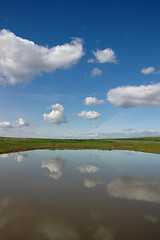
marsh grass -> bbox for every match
[0,137,160,154]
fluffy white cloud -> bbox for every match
[93,48,117,63]
[0,29,84,85]
[76,163,100,173]
[83,178,103,188]
[42,158,66,180]
[0,121,14,128]
[141,67,155,75]
[16,118,30,127]
[91,67,102,77]
[107,83,160,108]
[84,97,104,106]
[43,103,67,124]
[106,176,160,203]
[0,118,30,130]
[77,111,101,120]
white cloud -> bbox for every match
[0,118,30,130]
[76,163,100,173]
[107,83,160,108]
[83,179,103,188]
[87,58,95,63]
[81,133,100,138]
[91,67,102,77]
[106,176,160,203]
[77,111,101,120]
[0,121,14,128]
[0,29,84,85]
[16,118,30,127]
[90,129,160,138]
[84,97,104,106]
[93,48,117,63]
[43,103,67,124]
[42,158,66,180]
[141,67,155,75]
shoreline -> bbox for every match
[0,137,160,154]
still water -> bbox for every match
[0,149,160,240]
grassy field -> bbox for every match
[114,137,160,142]
[0,137,160,154]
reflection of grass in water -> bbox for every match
[0,137,160,154]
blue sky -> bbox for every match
[0,0,160,138]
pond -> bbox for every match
[0,149,160,240]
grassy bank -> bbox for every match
[0,137,160,154]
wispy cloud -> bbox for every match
[83,178,103,188]
[80,129,160,138]
[77,111,101,120]
[76,163,100,173]
[141,67,155,74]
[87,58,95,63]
[91,67,102,77]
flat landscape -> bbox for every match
[0,137,160,154]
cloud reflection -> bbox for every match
[107,176,160,203]
[0,154,9,158]
[144,214,159,224]
[42,157,66,180]
[83,179,103,188]
[76,164,100,173]
[0,198,79,240]
[93,226,115,240]
[14,153,28,162]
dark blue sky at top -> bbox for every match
[0,0,160,138]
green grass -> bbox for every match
[0,137,160,154]
[113,137,160,142]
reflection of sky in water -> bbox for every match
[0,198,80,240]
[0,149,160,239]
[76,163,100,173]
[107,176,160,203]
[83,178,103,188]
[42,158,66,180]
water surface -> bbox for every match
[0,150,160,240]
